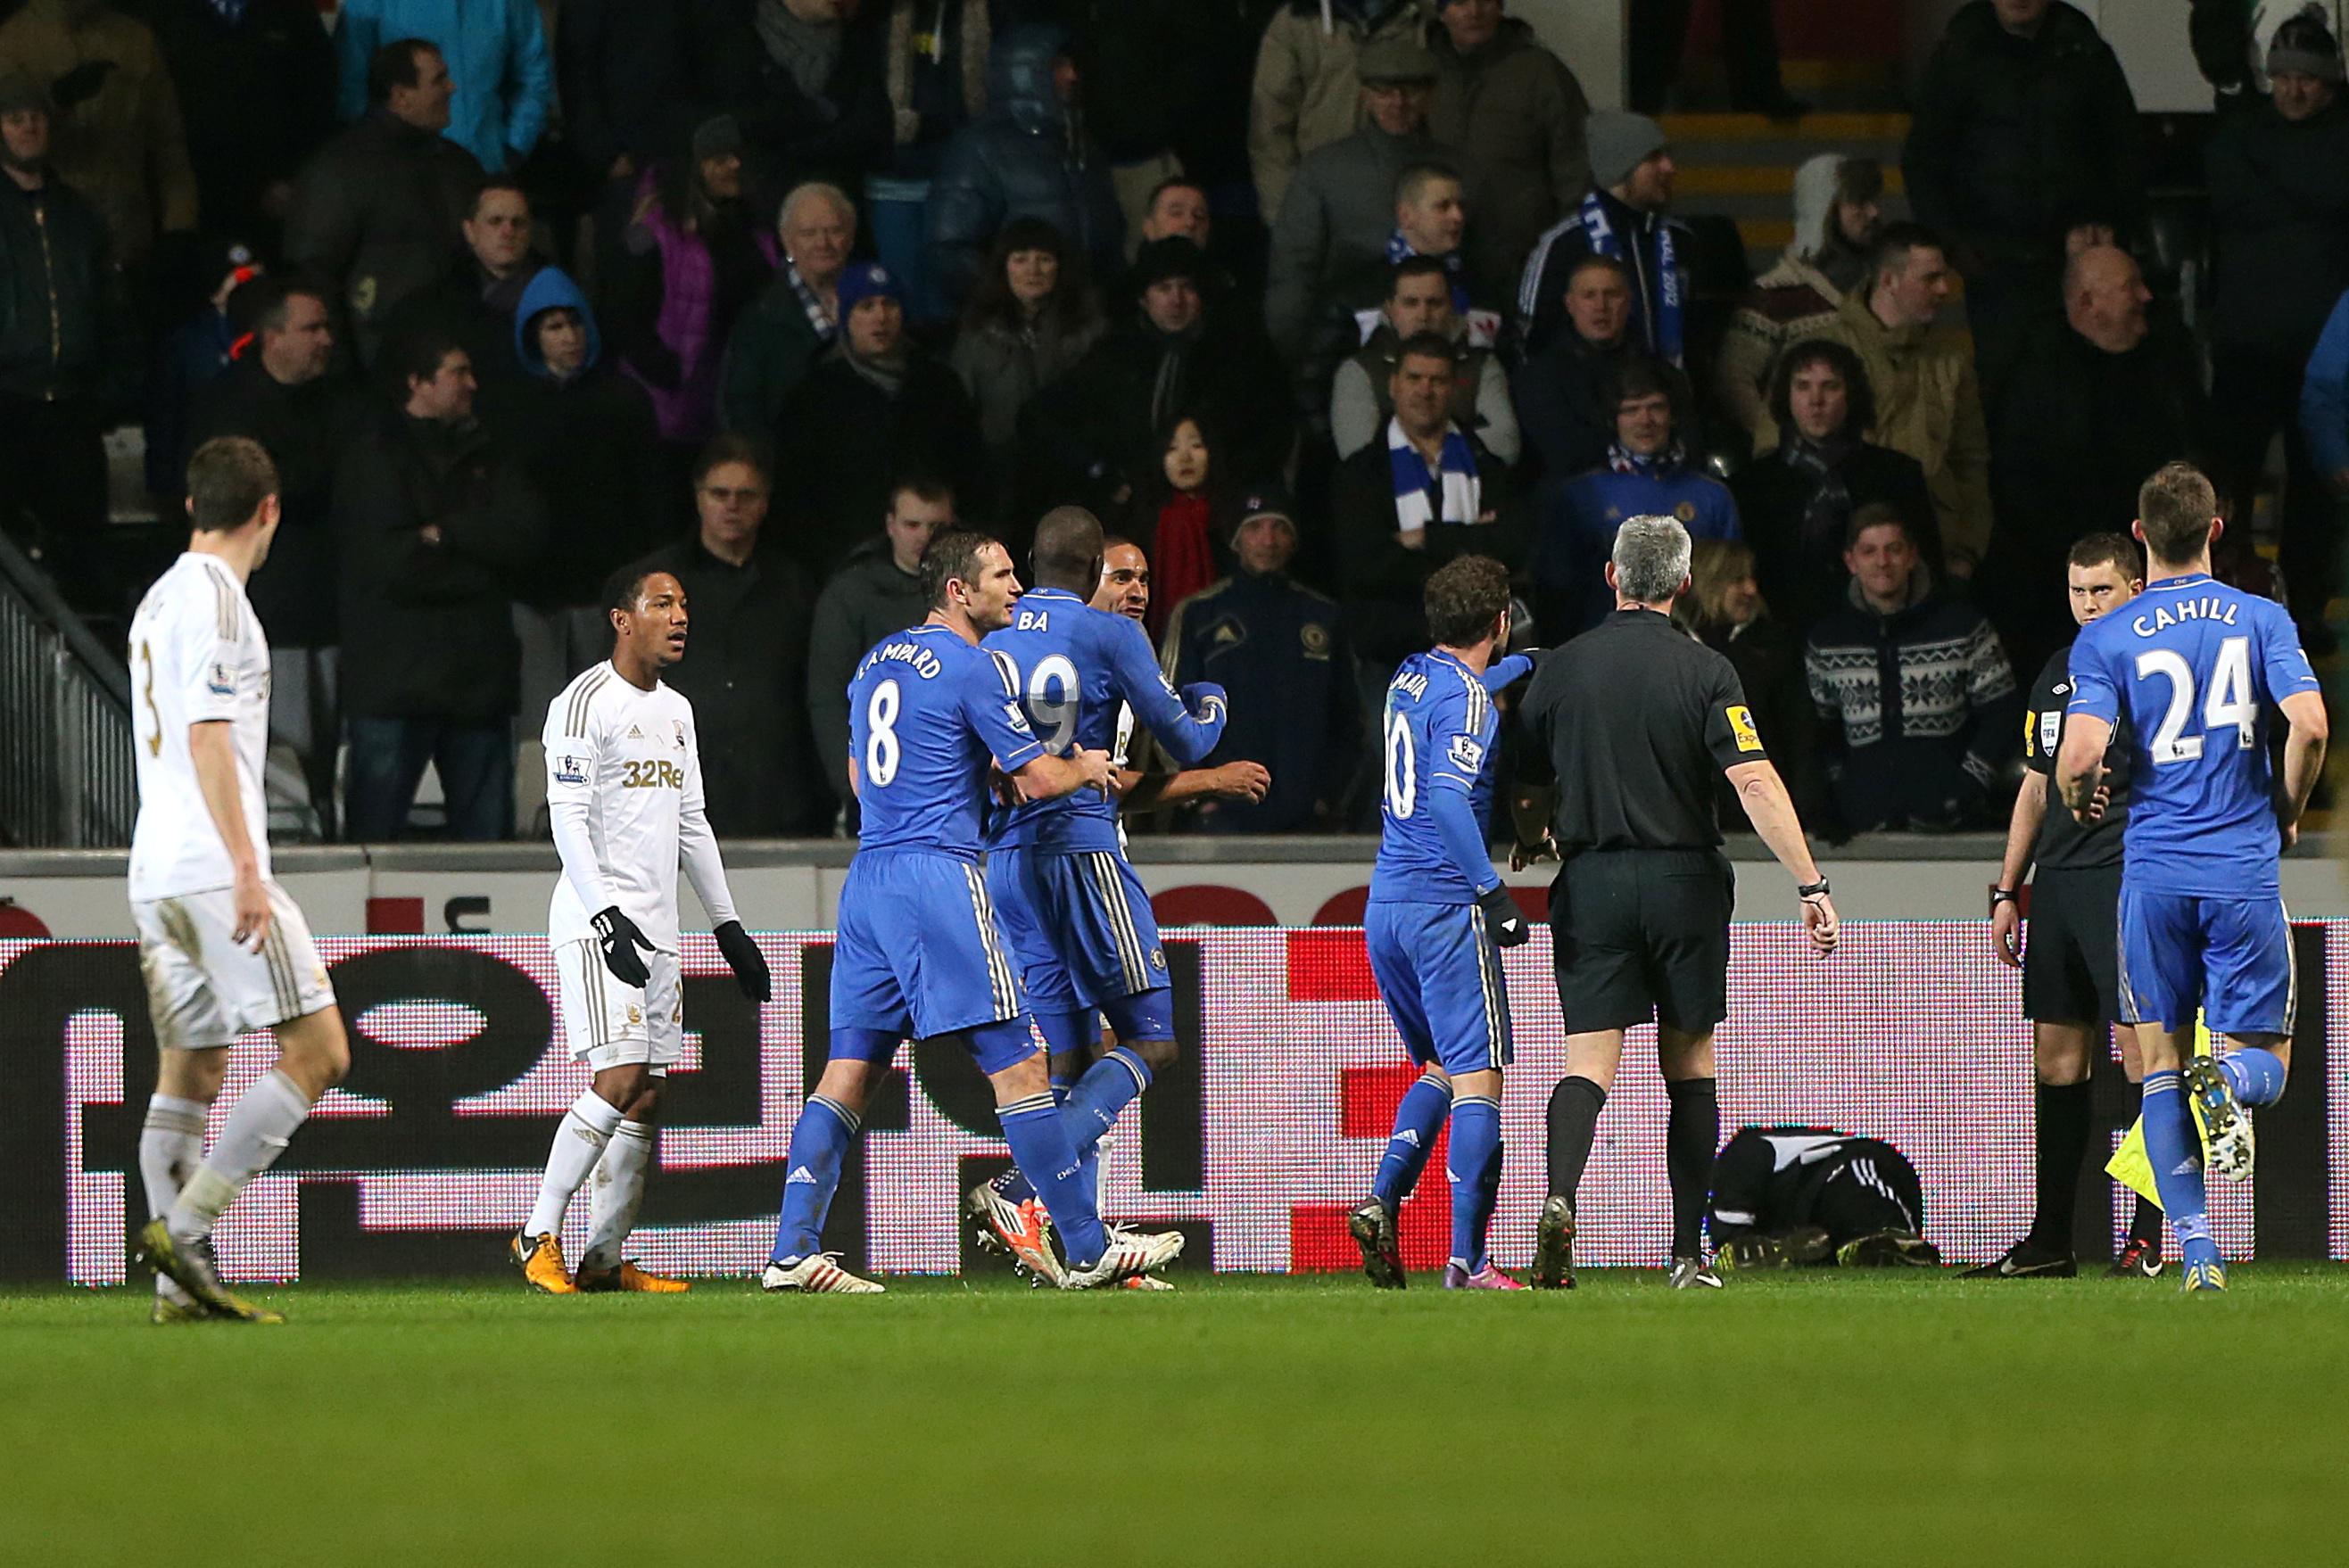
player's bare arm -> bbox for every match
[2054,712,2112,820]
[2275,689,2329,848]
[186,720,269,950]
[1011,746,1119,801]
[1724,759,1838,953]
[1120,760,1271,812]
[1990,770,2045,969]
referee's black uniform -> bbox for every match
[1519,604,1784,1275]
[2018,644,2131,1027]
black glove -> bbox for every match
[715,919,771,1003]
[591,905,654,987]
[50,59,116,113]
[1477,885,1529,948]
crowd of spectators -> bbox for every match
[0,0,2339,845]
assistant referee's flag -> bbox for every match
[2105,1013,2217,1211]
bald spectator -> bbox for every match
[1807,223,1994,578]
[1263,37,1463,363]
[1990,246,2205,672]
[286,39,484,367]
[1249,0,1429,226]
[1514,111,1689,365]
[0,0,197,266]
[1427,0,1589,292]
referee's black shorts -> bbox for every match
[2022,863,2130,1025]
[1549,848,1733,1034]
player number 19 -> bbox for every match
[864,678,901,787]
[2135,635,2254,765]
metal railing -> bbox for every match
[0,532,136,847]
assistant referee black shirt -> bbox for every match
[1521,607,1769,850]
[2024,641,2128,871]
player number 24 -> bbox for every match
[2135,635,2255,765]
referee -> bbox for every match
[1973,532,2163,1280]
[1515,517,1839,1290]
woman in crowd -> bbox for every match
[1729,339,1934,634]
[1125,412,1239,640]
[949,216,1104,513]
[1675,538,1832,832]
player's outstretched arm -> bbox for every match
[2277,689,2329,848]
[1122,761,1272,813]
[2054,714,2112,821]
[187,720,270,951]
[1110,617,1228,766]
[1724,759,1838,953]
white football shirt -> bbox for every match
[544,662,736,953]
[128,552,272,901]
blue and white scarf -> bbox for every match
[1388,417,1481,531]
[1607,440,1685,476]
[1385,228,1470,316]
[1575,191,1683,367]
[788,265,838,343]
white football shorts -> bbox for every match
[133,881,336,1049]
[555,937,683,1071]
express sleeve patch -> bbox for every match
[1726,705,1763,753]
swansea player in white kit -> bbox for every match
[511,567,771,1293]
[131,439,352,1325]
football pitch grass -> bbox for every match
[8,1267,2346,1565]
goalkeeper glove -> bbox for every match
[1477,885,1529,948]
[591,905,654,986]
[715,920,771,1002]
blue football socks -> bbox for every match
[2219,1046,2287,1107]
[1372,1070,1454,1210]
[771,1093,859,1265]
[1447,1094,1503,1273]
[2141,1071,2221,1272]
[998,1091,1106,1267]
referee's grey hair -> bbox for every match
[1613,516,1693,604]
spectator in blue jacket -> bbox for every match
[2301,282,2349,639]
[925,22,1122,307]
[1538,355,1738,640]
[335,0,553,174]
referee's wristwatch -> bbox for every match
[1989,887,2021,914]
[1796,878,1831,902]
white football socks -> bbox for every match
[140,1094,207,1299]
[579,1120,657,1272]
[525,1090,625,1239]
[166,1069,314,1243]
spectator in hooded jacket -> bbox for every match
[1539,354,1737,640]
[608,116,778,462]
[334,326,549,841]
[1427,0,1589,293]
[1513,110,1690,367]
[1805,503,2019,833]
[1249,0,1428,225]
[926,21,1122,306]
[2205,11,2349,653]
[1715,154,1883,449]
[1730,337,1934,636]
[1509,251,1634,485]
[135,0,335,249]
[335,0,552,174]
[687,0,891,203]
[481,266,667,718]
[1331,253,1516,462]
[805,472,956,821]
[286,39,484,367]
[947,214,1105,515]
[1262,37,1462,363]
[720,180,857,434]
[0,0,198,267]
[1902,0,2143,400]
[0,71,135,612]
[773,260,985,580]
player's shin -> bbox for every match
[2140,1071,2221,1274]
[525,1088,625,1240]
[1546,1076,1606,1201]
[997,1091,1108,1267]
[1447,1094,1503,1272]
[165,1069,314,1243]
[2219,1046,2287,1107]
[1372,1070,1454,1209]
[580,1120,658,1273]
[139,1094,208,1304]
[771,1095,860,1265]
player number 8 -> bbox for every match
[865,678,901,787]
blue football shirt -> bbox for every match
[980,587,1227,852]
[2068,574,2320,896]
[1370,649,1503,904]
[846,622,1044,857]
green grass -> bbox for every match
[7,1267,2347,1565]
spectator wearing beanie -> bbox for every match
[1716,154,1883,449]
[773,260,986,581]
[1514,109,1689,366]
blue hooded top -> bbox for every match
[513,268,601,379]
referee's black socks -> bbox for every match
[2028,1080,2093,1254]
[1663,1077,1718,1259]
[1545,1077,1607,1201]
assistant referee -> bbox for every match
[1515,517,1839,1291]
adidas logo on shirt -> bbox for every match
[1397,1129,1421,1147]
[786,1166,817,1184]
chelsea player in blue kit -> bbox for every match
[1347,556,1538,1290]
[966,508,1230,1280]
[2058,465,2328,1292]
[762,531,1185,1292]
